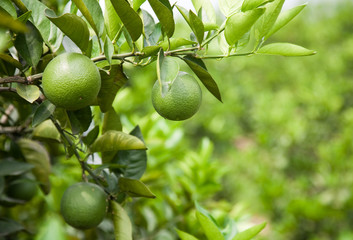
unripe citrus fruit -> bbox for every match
[151,72,202,121]
[6,178,37,202]
[42,53,101,110]
[60,182,107,229]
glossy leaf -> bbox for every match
[45,9,90,53]
[82,125,100,146]
[17,139,51,194]
[110,0,142,42]
[176,229,200,240]
[232,222,266,240]
[22,0,63,52]
[242,0,274,12]
[33,119,61,142]
[265,4,306,39]
[16,84,40,103]
[219,0,243,17]
[104,36,114,65]
[115,126,147,179]
[0,0,16,18]
[0,218,25,237]
[148,0,175,38]
[196,210,224,240]
[189,10,204,45]
[90,130,147,152]
[111,201,133,240]
[159,38,196,51]
[67,106,92,135]
[0,11,27,32]
[257,43,316,56]
[157,49,179,96]
[32,100,56,127]
[14,22,42,67]
[119,177,156,198]
[0,159,34,176]
[225,8,265,46]
[191,0,216,23]
[255,0,285,43]
[102,107,122,134]
[72,0,104,37]
[183,56,222,102]
[98,64,128,113]
[104,0,121,40]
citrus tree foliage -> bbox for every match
[0,0,314,239]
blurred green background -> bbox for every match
[2,1,353,240]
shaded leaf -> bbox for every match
[157,49,179,96]
[189,10,204,45]
[33,119,61,142]
[183,56,222,102]
[45,9,90,53]
[16,84,40,103]
[17,11,32,23]
[148,0,175,38]
[104,36,114,65]
[115,126,147,179]
[141,46,160,58]
[67,106,92,135]
[0,53,23,69]
[102,107,122,134]
[14,22,42,67]
[159,38,196,51]
[72,0,105,37]
[0,0,16,18]
[0,10,27,32]
[98,64,128,113]
[119,177,156,198]
[111,201,133,240]
[0,218,25,237]
[242,0,274,12]
[17,139,51,194]
[90,130,147,152]
[196,210,224,240]
[265,4,306,39]
[22,0,63,52]
[104,0,121,40]
[0,159,34,176]
[32,100,56,127]
[257,42,316,56]
[225,8,265,46]
[176,229,200,240]
[232,222,266,240]
[82,125,100,146]
[110,0,143,42]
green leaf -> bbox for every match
[0,10,27,32]
[157,49,179,97]
[254,0,285,43]
[17,139,51,194]
[32,100,56,127]
[98,64,128,113]
[119,177,156,198]
[0,159,34,176]
[16,84,40,103]
[115,126,147,179]
[219,0,243,17]
[196,210,224,240]
[242,0,274,12]
[148,0,175,38]
[176,229,200,240]
[110,0,143,42]
[265,4,306,39]
[232,222,267,240]
[104,36,114,65]
[72,0,105,37]
[14,22,42,67]
[0,0,16,18]
[90,130,147,152]
[32,119,61,142]
[17,11,32,23]
[183,56,222,102]
[257,43,316,56]
[102,107,122,134]
[45,9,90,53]
[67,106,92,135]
[189,10,204,45]
[141,46,160,58]
[22,0,63,52]
[159,38,196,51]
[225,8,265,46]
[0,218,25,237]
[0,53,22,69]
[104,0,121,40]
[191,0,216,23]
[111,201,133,240]
[0,28,11,53]
[82,125,100,146]
[133,0,147,10]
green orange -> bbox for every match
[42,53,101,110]
[151,72,202,121]
[60,182,107,229]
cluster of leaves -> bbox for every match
[0,0,315,239]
